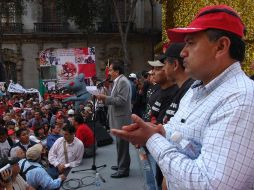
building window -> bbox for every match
[112,0,131,22]
[0,1,19,23]
[2,61,17,82]
[43,0,64,22]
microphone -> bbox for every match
[96,79,107,87]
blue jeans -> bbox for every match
[147,154,162,190]
[142,153,162,190]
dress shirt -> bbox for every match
[47,134,62,150]
[111,74,122,95]
[18,159,62,190]
[48,137,84,168]
[146,62,254,190]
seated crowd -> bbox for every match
[0,94,97,190]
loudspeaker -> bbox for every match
[87,121,113,147]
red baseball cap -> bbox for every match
[167,5,245,42]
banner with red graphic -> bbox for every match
[39,47,96,83]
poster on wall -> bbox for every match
[39,47,96,83]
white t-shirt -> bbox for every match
[0,140,11,159]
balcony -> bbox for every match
[34,22,69,33]
[0,23,23,34]
[96,22,136,33]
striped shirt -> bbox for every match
[146,62,254,190]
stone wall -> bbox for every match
[2,33,160,89]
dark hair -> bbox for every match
[110,59,124,74]
[142,72,149,79]
[16,128,28,138]
[74,114,84,124]
[205,29,245,62]
[165,57,185,70]
[19,119,27,126]
[0,126,7,136]
[6,121,15,126]
[34,125,44,137]
[51,107,58,115]
[63,124,76,134]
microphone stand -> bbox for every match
[71,95,106,182]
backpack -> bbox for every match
[20,160,38,181]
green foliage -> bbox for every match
[55,0,110,32]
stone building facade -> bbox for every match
[0,0,162,88]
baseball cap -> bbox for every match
[157,43,185,63]
[67,109,74,115]
[26,144,43,161]
[129,73,137,79]
[167,5,245,42]
[147,70,153,75]
[147,60,164,67]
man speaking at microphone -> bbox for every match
[96,59,132,178]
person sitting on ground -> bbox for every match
[46,123,62,150]
[18,119,28,130]
[73,114,96,158]
[29,125,47,146]
[0,157,35,190]
[11,128,37,153]
[48,124,84,179]
[0,127,13,160]
[27,111,48,130]
[19,144,65,190]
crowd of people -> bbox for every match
[1,4,254,190]
[0,93,98,190]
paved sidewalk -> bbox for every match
[61,138,146,190]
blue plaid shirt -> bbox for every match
[147,62,254,190]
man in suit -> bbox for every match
[96,59,132,178]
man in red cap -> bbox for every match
[111,5,254,190]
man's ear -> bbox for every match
[215,36,231,58]
[173,60,179,71]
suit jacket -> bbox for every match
[105,75,132,129]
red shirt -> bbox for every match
[76,123,95,147]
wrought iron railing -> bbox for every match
[96,22,135,33]
[34,22,69,33]
[0,23,23,33]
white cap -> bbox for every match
[148,60,164,67]
[67,109,74,115]
[129,73,137,79]
[148,70,153,75]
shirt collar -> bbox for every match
[191,62,242,93]
[64,137,75,146]
[114,74,122,83]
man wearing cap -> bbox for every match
[67,109,74,124]
[147,60,178,124]
[128,73,138,111]
[160,43,194,124]
[19,144,64,190]
[111,5,254,190]
[142,59,178,190]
